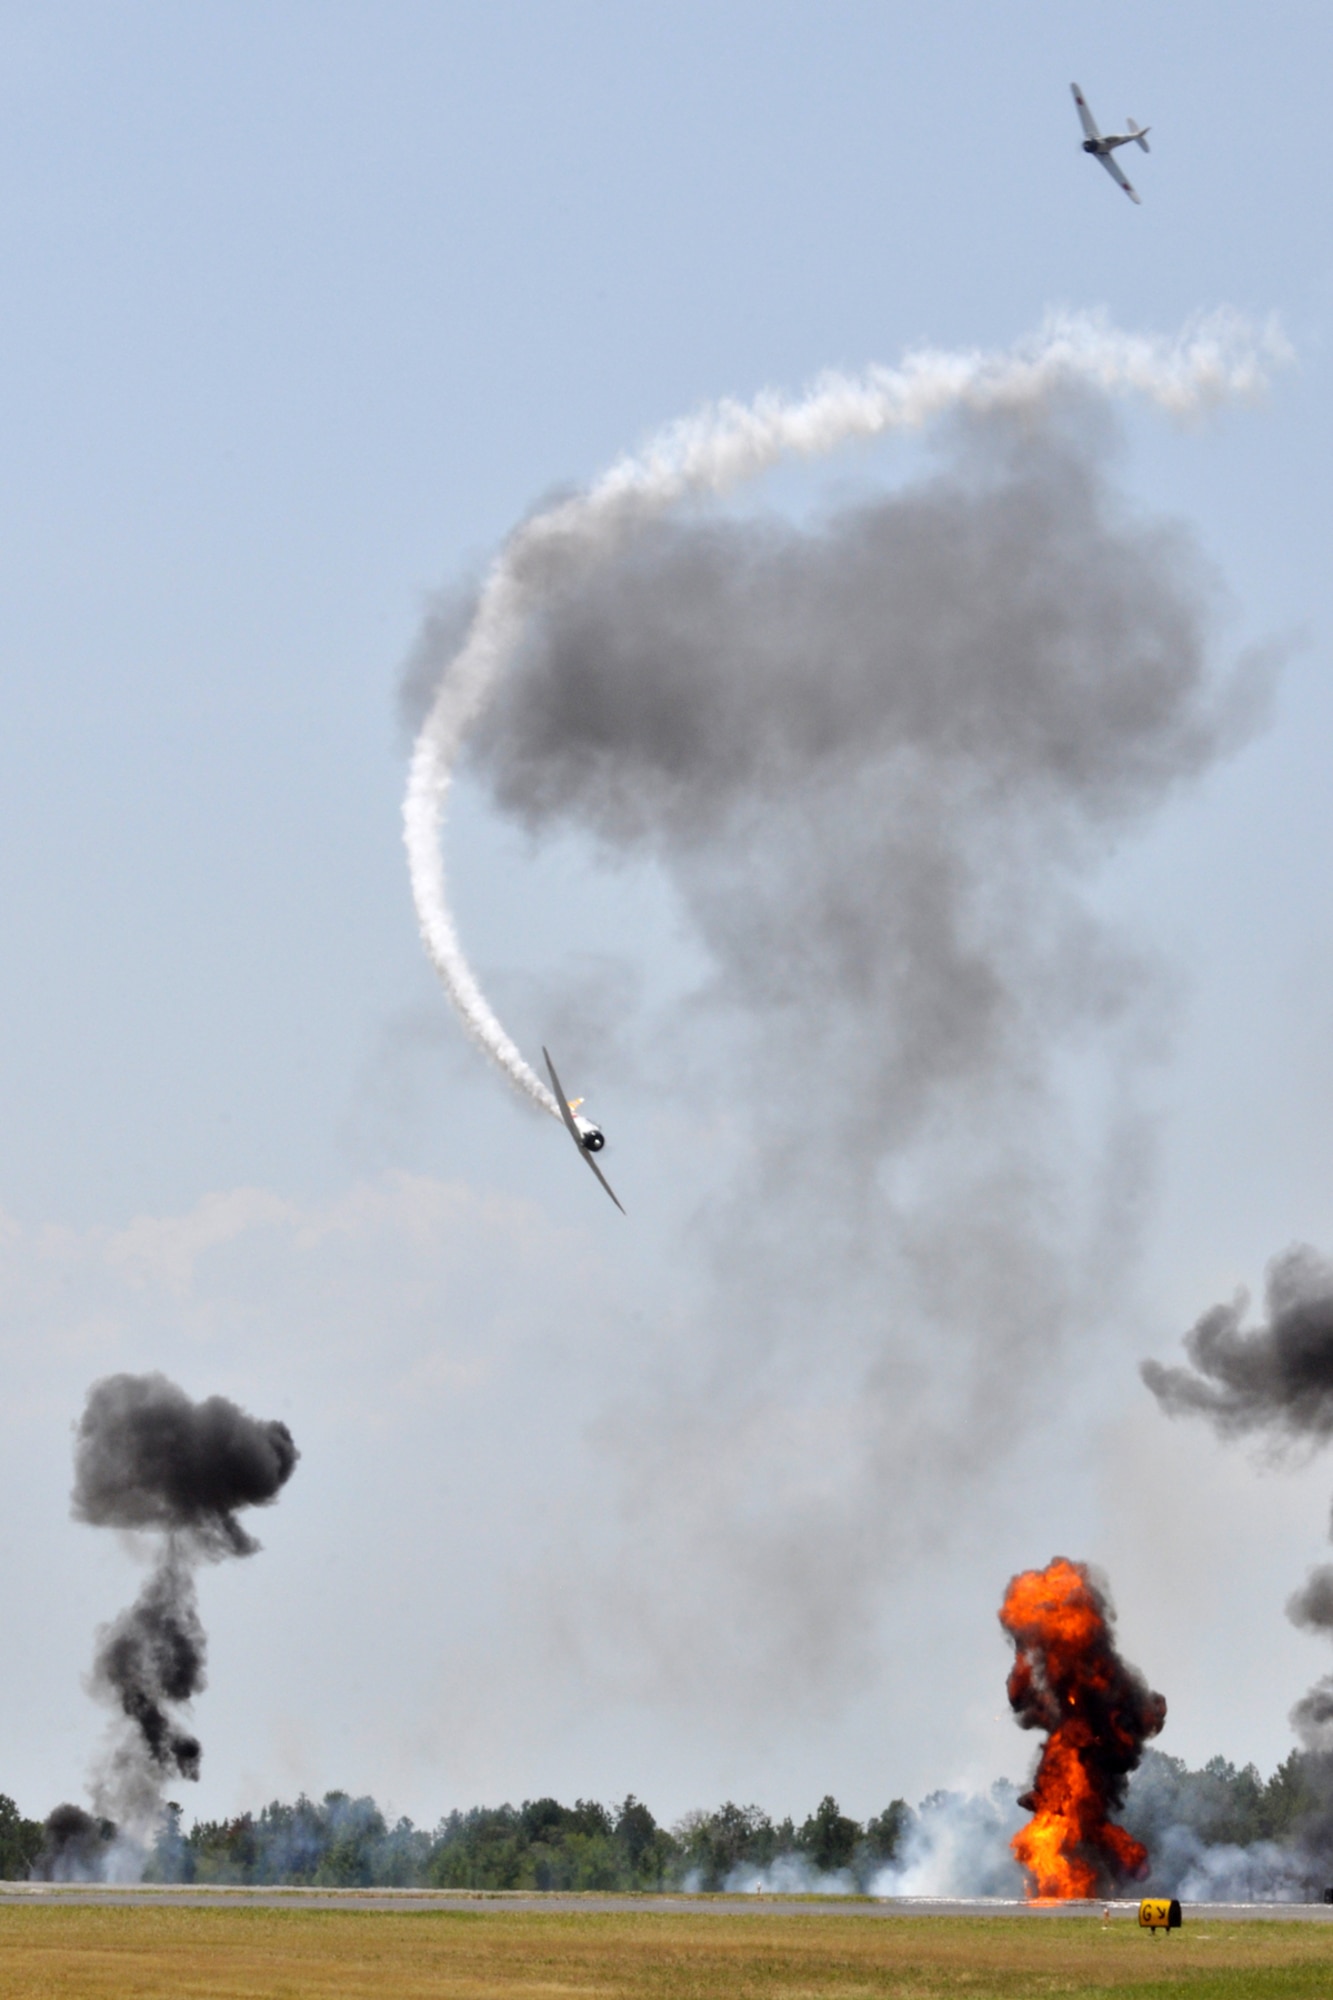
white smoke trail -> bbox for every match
[403,308,1286,1114]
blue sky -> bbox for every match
[3,1,1333,1836]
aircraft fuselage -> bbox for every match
[542,1045,624,1212]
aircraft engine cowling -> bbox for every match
[580,1127,606,1153]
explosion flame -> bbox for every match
[1000,1557,1166,1899]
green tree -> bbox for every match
[615,1796,676,1887]
[1261,1750,1320,1842]
[859,1799,913,1876]
[676,1802,777,1889]
[0,1796,43,1880]
[143,1802,194,1883]
[798,1796,860,1875]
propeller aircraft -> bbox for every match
[1071,82,1150,203]
[543,1046,625,1213]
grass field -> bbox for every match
[3,1908,1333,2000]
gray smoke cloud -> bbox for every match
[476,413,1245,1211]
[30,1803,114,1883]
[74,1372,300,1555]
[419,399,1270,1708]
[475,415,1250,1187]
[72,1373,298,1855]
[1144,1246,1333,1750]
[1289,1565,1333,1746]
[1288,1567,1333,1634]
[90,1544,205,1802]
[1141,1244,1333,1446]
[481,428,1228,852]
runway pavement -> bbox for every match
[3,1884,1333,1920]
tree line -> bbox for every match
[5,1789,906,1889]
[157,1789,912,1891]
[1124,1747,1333,1857]
[6,1745,1333,1888]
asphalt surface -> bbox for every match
[2,1885,1333,1920]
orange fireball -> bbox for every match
[1000,1557,1165,1900]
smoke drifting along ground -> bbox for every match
[1000,1557,1165,1897]
[72,1373,298,1856]
[404,316,1282,1713]
[1144,1247,1333,1751]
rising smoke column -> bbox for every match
[1001,1557,1166,1898]
[403,310,1281,1115]
[400,309,1287,1726]
[1144,1246,1333,1744]
[72,1372,298,1850]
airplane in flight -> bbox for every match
[543,1047,625,1213]
[1070,83,1150,203]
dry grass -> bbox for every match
[2,1906,1333,2000]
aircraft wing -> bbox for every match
[1070,83,1101,142]
[543,1046,626,1214]
[576,1147,626,1214]
[1096,148,1140,202]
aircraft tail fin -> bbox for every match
[1127,120,1151,152]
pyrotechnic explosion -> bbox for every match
[1001,1557,1166,1898]
[72,1372,299,1858]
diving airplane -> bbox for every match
[543,1047,625,1214]
[1070,83,1150,204]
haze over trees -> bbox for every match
[145,1791,911,1892]
[7,1751,1333,1892]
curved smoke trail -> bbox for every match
[403,309,1284,1115]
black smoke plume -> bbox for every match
[72,1372,298,1855]
[1143,1246,1333,1756]
[1142,1245,1333,1446]
[73,1372,300,1554]
[91,1549,204,1785]
[30,1803,115,1882]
